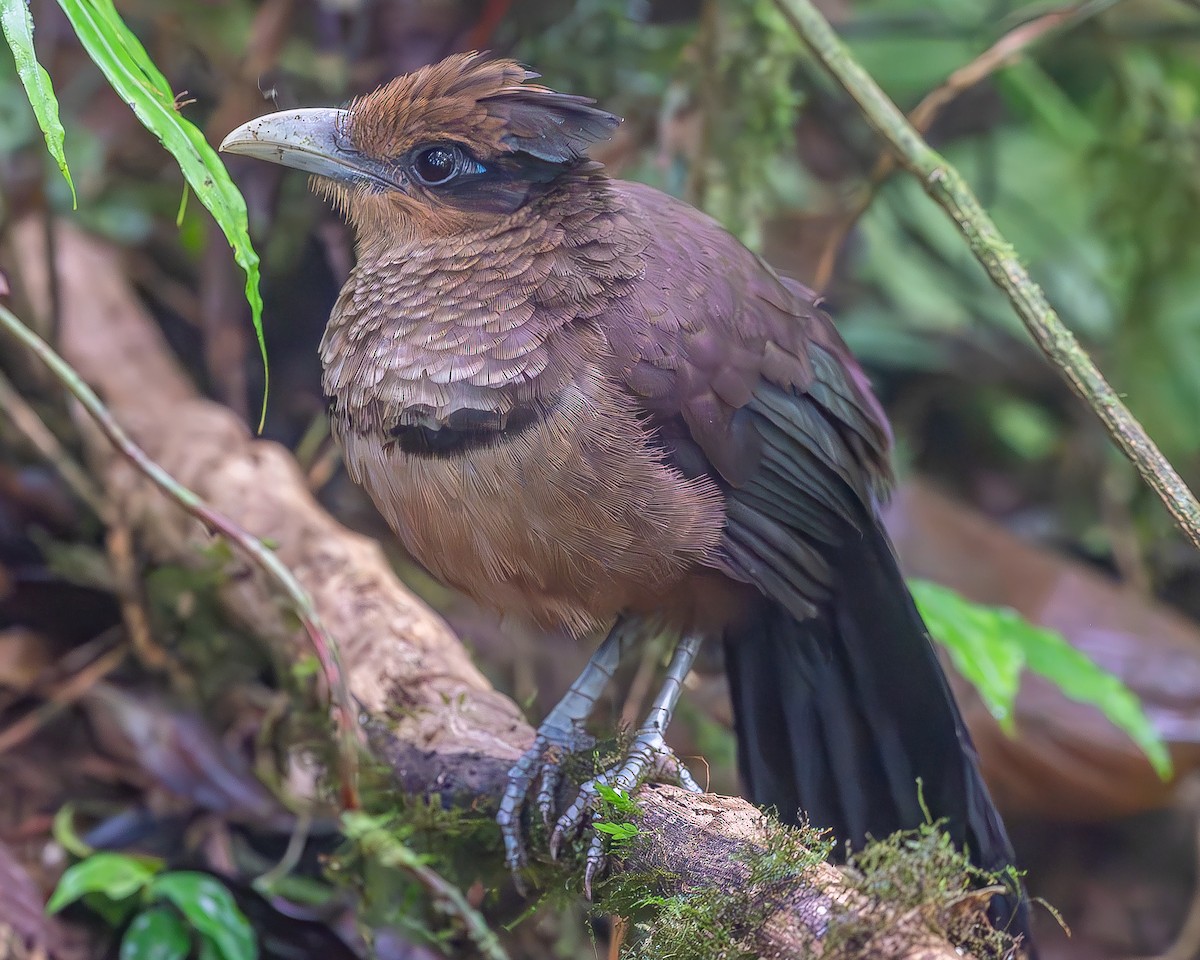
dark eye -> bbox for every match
[413,145,462,185]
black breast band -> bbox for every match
[388,403,543,457]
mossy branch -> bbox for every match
[774,0,1200,552]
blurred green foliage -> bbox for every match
[845,13,1200,468]
[47,853,257,960]
[911,578,1171,776]
[3,0,270,426]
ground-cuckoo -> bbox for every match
[222,52,1031,946]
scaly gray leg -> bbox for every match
[551,633,705,897]
[497,617,639,873]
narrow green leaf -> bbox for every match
[46,853,158,913]
[51,804,94,860]
[595,783,632,809]
[148,873,257,960]
[910,579,1024,731]
[120,907,191,960]
[176,182,189,228]
[54,0,269,429]
[594,822,639,841]
[911,579,1172,778]
[2,0,76,205]
[1018,614,1172,779]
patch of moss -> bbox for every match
[592,812,832,960]
[825,819,1023,960]
[744,815,835,888]
[333,744,1023,960]
[141,543,275,703]
[353,759,507,876]
[323,759,506,951]
[595,804,1025,960]
[619,885,758,960]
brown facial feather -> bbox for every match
[346,52,618,164]
[319,52,620,245]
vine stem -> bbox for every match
[0,302,362,808]
[773,0,1200,552]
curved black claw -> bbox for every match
[583,830,607,901]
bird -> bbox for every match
[221,52,1032,948]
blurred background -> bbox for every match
[5,0,1200,957]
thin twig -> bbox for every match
[776,0,1200,552]
[608,915,629,960]
[344,813,511,960]
[908,0,1122,132]
[0,303,362,807]
[106,521,174,672]
[813,0,1121,289]
[0,630,127,755]
[0,367,106,515]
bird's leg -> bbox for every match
[497,616,639,873]
[552,633,705,897]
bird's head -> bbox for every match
[220,52,620,243]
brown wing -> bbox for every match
[599,184,1028,935]
[603,180,894,619]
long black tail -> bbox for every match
[723,520,1033,947]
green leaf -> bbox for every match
[594,821,639,841]
[84,890,140,928]
[989,397,1060,462]
[911,579,1172,779]
[148,873,257,960]
[120,907,191,960]
[2,0,76,205]
[53,0,269,429]
[1019,614,1172,780]
[46,853,158,913]
[909,580,1024,731]
[594,783,633,811]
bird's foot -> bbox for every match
[550,727,701,899]
[496,724,594,878]
[496,629,703,897]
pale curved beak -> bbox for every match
[220,108,401,189]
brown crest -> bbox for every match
[346,52,619,164]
